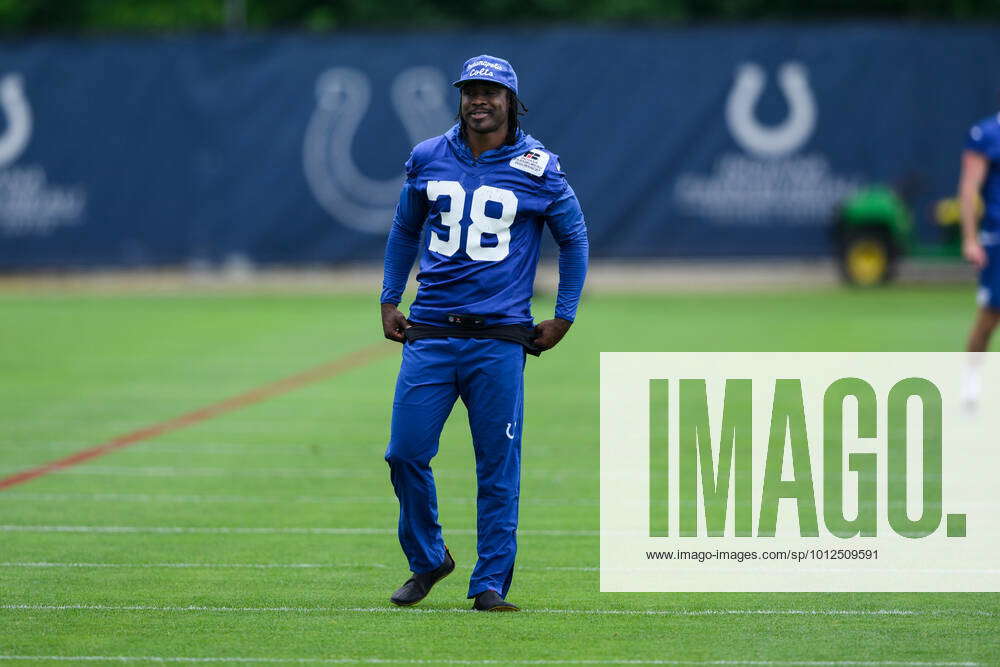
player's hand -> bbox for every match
[533,318,572,351]
[381,303,410,343]
[963,239,988,269]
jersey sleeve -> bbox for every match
[543,175,589,323]
[966,123,996,158]
[380,153,428,305]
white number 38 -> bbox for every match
[426,180,518,262]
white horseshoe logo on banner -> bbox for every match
[725,62,816,159]
[0,73,32,169]
[303,66,453,233]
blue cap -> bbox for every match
[452,55,518,96]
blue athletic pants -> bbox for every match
[385,336,525,598]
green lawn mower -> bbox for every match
[833,185,969,286]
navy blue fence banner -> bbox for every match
[1,26,999,268]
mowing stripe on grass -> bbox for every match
[1,604,993,617]
[0,343,394,492]
[0,524,599,536]
[0,657,984,666]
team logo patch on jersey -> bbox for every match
[509,150,550,177]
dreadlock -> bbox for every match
[457,89,529,146]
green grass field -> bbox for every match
[1,285,997,665]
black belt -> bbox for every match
[403,320,542,357]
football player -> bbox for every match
[380,55,588,611]
[960,110,1000,407]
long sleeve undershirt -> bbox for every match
[380,181,426,307]
[542,185,589,322]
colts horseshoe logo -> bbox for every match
[303,66,453,233]
[725,62,816,159]
[0,73,31,169]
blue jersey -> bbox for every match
[381,125,588,327]
[966,113,1000,235]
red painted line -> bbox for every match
[0,342,396,491]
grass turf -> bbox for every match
[0,286,997,665]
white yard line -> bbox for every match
[0,492,398,503]
[0,561,595,572]
[0,465,593,479]
[0,656,984,666]
[0,444,378,457]
[0,603,993,617]
[0,562,388,569]
[0,466,359,478]
[0,491,597,506]
[0,442,583,460]
[4,562,998,575]
[0,441,379,451]
[0,524,598,537]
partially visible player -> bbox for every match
[380,55,588,611]
[959,110,1000,406]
